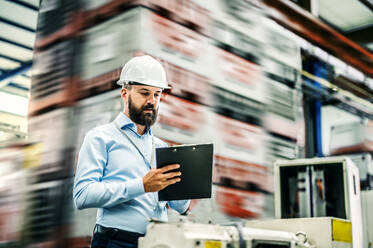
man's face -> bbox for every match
[126,85,162,127]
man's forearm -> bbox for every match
[73,178,144,209]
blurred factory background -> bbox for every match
[0,0,373,247]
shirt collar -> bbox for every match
[114,112,152,136]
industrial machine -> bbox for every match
[361,190,373,248]
[273,157,363,248]
[138,219,315,248]
[245,217,353,248]
[333,153,373,190]
[139,156,366,248]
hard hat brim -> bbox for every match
[116,79,171,90]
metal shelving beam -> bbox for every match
[0,37,33,51]
[0,61,32,88]
[0,54,25,64]
[5,0,39,11]
[0,16,36,33]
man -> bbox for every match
[73,55,190,248]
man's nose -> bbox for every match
[146,94,157,105]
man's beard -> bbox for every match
[128,96,158,128]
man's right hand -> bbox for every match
[143,164,181,192]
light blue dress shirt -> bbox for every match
[73,112,190,234]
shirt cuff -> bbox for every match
[181,200,191,213]
[169,199,190,213]
[125,178,145,199]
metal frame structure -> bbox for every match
[0,0,39,98]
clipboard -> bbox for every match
[156,143,213,201]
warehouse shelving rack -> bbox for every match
[258,0,373,78]
[30,0,373,117]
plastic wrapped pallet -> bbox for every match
[30,40,77,114]
[212,86,265,126]
[265,134,304,163]
[28,107,76,166]
[330,119,373,154]
[213,155,273,219]
[78,7,212,91]
[260,20,302,89]
[164,63,212,106]
[206,0,267,45]
[262,20,302,72]
[72,90,122,168]
[265,78,305,145]
[36,0,80,39]
[80,0,210,35]
[213,113,265,165]
[152,95,210,145]
[0,147,28,244]
[207,3,267,103]
[210,46,266,103]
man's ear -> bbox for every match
[120,88,127,99]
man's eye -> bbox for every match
[155,94,161,98]
[140,92,149,96]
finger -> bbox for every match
[162,171,181,179]
[159,164,180,173]
[169,177,181,184]
[161,178,181,190]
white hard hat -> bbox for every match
[117,55,171,89]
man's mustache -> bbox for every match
[142,105,155,111]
